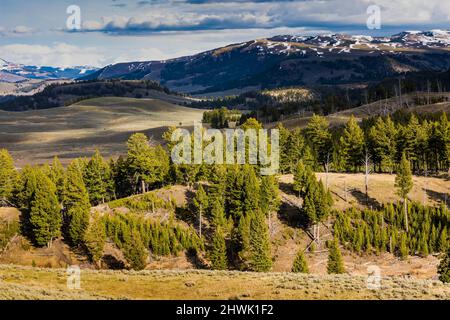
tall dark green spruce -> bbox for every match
[84,212,106,266]
[395,153,413,233]
[248,210,272,272]
[327,239,345,274]
[47,156,65,205]
[63,161,91,247]
[209,198,228,270]
[0,149,18,204]
[193,184,208,238]
[122,229,148,271]
[84,150,112,205]
[29,169,62,247]
[438,249,450,283]
[292,248,309,273]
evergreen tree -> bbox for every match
[209,225,228,270]
[437,249,450,283]
[84,213,106,266]
[327,239,345,274]
[0,149,18,204]
[260,175,281,232]
[248,210,272,272]
[63,161,91,246]
[285,128,305,173]
[305,114,332,169]
[293,160,307,198]
[340,116,365,171]
[193,184,208,238]
[242,165,260,215]
[122,229,148,270]
[47,156,65,205]
[368,116,397,173]
[84,150,111,205]
[127,133,169,193]
[399,232,409,259]
[395,153,413,232]
[292,248,309,273]
[29,170,62,247]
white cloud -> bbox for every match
[12,25,37,35]
[0,43,106,67]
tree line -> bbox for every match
[277,112,450,174]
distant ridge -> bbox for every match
[81,30,450,96]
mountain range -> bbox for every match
[0,58,98,83]
[80,30,450,96]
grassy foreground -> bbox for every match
[0,265,448,300]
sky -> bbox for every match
[0,0,449,68]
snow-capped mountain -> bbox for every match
[79,30,450,94]
[0,58,98,83]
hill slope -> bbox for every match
[82,31,450,96]
[0,97,204,165]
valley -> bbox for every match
[0,97,204,166]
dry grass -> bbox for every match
[0,97,204,166]
[279,173,449,211]
[0,264,448,300]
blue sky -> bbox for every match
[0,0,448,67]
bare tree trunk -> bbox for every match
[141,180,146,194]
[364,150,371,206]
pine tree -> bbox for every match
[248,210,272,272]
[0,149,18,204]
[209,225,228,270]
[29,169,62,247]
[395,153,413,232]
[327,239,345,274]
[399,232,408,259]
[437,249,450,283]
[127,133,169,194]
[438,227,448,252]
[305,114,332,169]
[193,184,208,238]
[84,213,106,266]
[292,248,309,273]
[242,165,260,215]
[285,128,306,173]
[340,116,365,172]
[293,160,308,198]
[84,150,111,205]
[47,156,65,205]
[63,161,91,247]
[260,175,281,233]
[123,229,148,270]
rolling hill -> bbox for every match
[0,96,205,166]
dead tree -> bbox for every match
[363,149,372,206]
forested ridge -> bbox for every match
[0,115,448,280]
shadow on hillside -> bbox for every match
[102,255,126,270]
[279,182,297,197]
[425,189,450,209]
[350,189,383,210]
[175,188,197,226]
[185,248,207,269]
[277,201,309,229]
